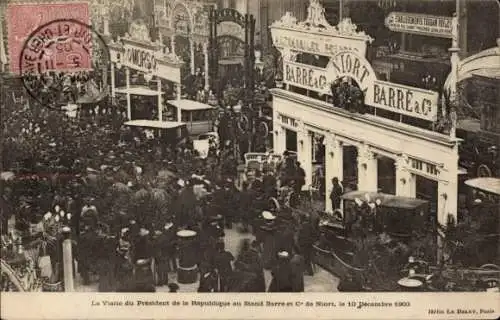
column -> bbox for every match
[273,110,285,155]
[171,34,176,56]
[110,62,116,99]
[324,133,343,213]
[190,39,195,75]
[297,125,312,191]
[157,79,162,121]
[273,126,286,156]
[357,144,378,192]
[203,42,209,90]
[176,82,182,100]
[395,154,412,197]
[125,67,131,120]
[62,227,74,292]
[435,141,459,263]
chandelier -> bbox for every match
[378,0,397,10]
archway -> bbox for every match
[170,2,193,83]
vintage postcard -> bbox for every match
[0,0,499,319]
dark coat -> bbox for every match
[290,254,305,292]
[134,235,153,261]
[268,260,293,292]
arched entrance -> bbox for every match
[170,2,192,82]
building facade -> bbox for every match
[270,0,461,237]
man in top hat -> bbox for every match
[214,241,234,292]
[155,222,177,286]
[134,228,152,262]
[128,259,156,292]
[259,211,279,269]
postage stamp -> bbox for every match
[18,18,110,109]
[7,2,90,74]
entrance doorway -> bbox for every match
[285,129,297,152]
[343,145,358,191]
[378,156,396,194]
[416,176,438,223]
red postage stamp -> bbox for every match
[6,2,90,74]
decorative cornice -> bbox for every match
[271,88,461,148]
[270,0,373,43]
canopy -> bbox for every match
[443,42,500,90]
[341,191,428,210]
[167,99,215,111]
[464,178,500,196]
[115,85,163,96]
[124,120,186,129]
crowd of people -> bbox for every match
[1,81,323,292]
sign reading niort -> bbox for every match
[368,80,439,121]
[385,12,452,38]
[124,44,157,73]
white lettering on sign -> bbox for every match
[271,28,368,57]
[124,45,157,72]
[385,12,452,38]
[328,51,376,91]
[284,61,330,94]
[369,80,438,121]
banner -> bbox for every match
[367,80,439,121]
[193,139,210,159]
[385,12,452,38]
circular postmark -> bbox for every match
[19,19,110,109]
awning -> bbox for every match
[124,120,186,129]
[464,178,500,196]
[167,99,215,111]
[115,85,163,96]
[444,43,500,89]
[457,119,481,133]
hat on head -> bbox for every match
[139,228,150,236]
[66,213,72,220]
[364,193,371,202]
[474,198,482,204]
[164,222,174,230]
[121,227,129,236]
[277,251,289,258]
[354,198,363,207]
[44,212,52,220]
[177,179,185,187]
[60,210,65,217]
[262,211,276,220]
[54,205,61,213]
[136,259,149,266]
[127,181,133,187]
[375,199,382,206]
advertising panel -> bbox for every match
[385,12,452,38]
[367,80,439,121]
